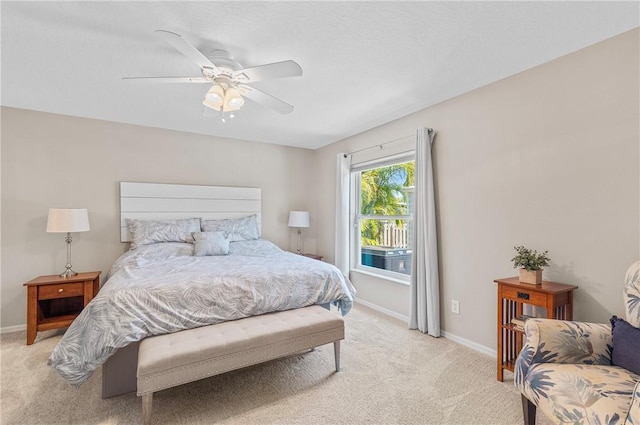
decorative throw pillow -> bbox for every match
[126,218,201,249]
[610,315,640,375]
[201,215,260,242]
[192,232,230,256]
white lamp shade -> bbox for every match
[225,87,245,110]
[46,208,90,233]
[203,84,224,110]
[203,84,245,112]
[288,211,310,228]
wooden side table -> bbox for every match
[494,277,577,382]
[23,271,101,345]
[301,253,323,261]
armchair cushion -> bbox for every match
[520,363,639,424]
[611,316,640,375]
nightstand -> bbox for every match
[23,271,101,345]
[301,253,323,261]
[493,277,577,381]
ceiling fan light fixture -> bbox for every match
[203,84,224,108]
[203,84,225,109]
[203,83,244,113]
[225,87,244,110]
[202,98,222,110]
[205,92,223,105]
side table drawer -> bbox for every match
[501,286,546,307]
[39,282,84,300]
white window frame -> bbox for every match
[349,152,415,284]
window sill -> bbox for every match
[350,268,410,287]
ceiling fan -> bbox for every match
[124,30,302,119]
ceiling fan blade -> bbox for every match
[240,85,294,114]
[155,30,219,74]
[233,60,302,83]
[122,77,210,83]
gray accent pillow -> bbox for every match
[192,232,230,256]
[610,316,640,375]
[201,215,260,242]
[126,218,201,249]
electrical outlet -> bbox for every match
[451,299,460,315]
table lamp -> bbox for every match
[288,211,310,254]
[46,208,90,277]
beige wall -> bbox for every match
[313,29,640,350]
[1,29,638,353]
[0,108,316,328]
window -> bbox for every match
[351,155,414,281]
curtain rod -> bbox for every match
[343,128,433,158]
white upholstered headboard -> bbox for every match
[120,182,261,242]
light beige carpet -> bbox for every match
[0,304,553,425]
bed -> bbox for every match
[47,182,355,392]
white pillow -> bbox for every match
[192,232,230,256]
[201,215,259,242]
[126,218,200,249]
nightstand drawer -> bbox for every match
[39,282,84,300]
[501,286,546,307]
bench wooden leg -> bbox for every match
[521,394,536,425]
[142,393,153,425]
[334,341,341,372]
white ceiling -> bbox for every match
[2,2,638,149]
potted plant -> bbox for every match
[511,246,550,284]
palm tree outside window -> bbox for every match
[355,159,415,277]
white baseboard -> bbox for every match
[354,298,496,358]
[440,330,496,358]
[355,298,409,322]
[0,324,26,334]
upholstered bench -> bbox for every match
[136,305,345,424]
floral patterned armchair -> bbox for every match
[515,261,640,425]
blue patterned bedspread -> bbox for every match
[48,240,355,386]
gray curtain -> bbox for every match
[335,153,351,275]
[409,128,440,337]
